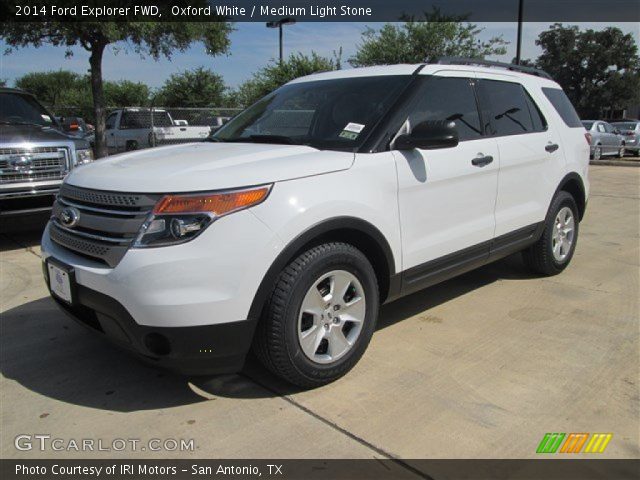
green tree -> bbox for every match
[15,70,83,107]
[14,71,151,121]
[104,80,150,107]
[350,10,508,67]
[233,52,336,107]
[535,24,640,118]
[156,67,225,107]
[1,7,231,157]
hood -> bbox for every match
[65,142,355,193]
[0,123,88,148]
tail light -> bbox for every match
[623,131,634,136]
[584,132,592,145]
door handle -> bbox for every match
[545,143,559,153]
[472,155,494,167]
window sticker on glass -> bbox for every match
[339,122,365,140]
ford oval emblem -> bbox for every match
[59,207,80,228]
[9,155,32,171]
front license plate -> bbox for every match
[48,261,73,304]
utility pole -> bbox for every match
[515,0,524,64]
[266,17,296,63]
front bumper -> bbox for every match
[40,208,283,375]
[44,262,257,375]
[0,183,60,216]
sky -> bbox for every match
[1,22,638,91]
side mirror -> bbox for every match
[395,120,459,150]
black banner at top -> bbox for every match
[1,0,640,23]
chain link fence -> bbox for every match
[49,106,242,154]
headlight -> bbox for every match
[133,185,272,248]
[76,148,94,164]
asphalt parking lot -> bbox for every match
[0,166,638,464]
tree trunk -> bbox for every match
[89,41,107,158]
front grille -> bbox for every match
[50,185,160,267]
[0,147,69,184]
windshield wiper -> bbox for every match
[231,134,299,145]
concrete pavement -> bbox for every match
[1,166,638,466]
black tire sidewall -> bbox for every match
[282,246,379,382]
[544,192,580,272]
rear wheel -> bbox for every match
[617,144,626,158]
[591,145,602,160]
[253,243,379,388]
[523,191,579,276]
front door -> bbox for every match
[393,72,499,292]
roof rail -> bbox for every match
[435,57,553,80]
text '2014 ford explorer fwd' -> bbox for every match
[41,60,589,387]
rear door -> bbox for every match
[476,75,564,237]
[394,71,499,286]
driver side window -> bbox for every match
[407,77,482,142]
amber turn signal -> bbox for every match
[153,186,271,216]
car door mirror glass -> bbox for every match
[395,120,459,150]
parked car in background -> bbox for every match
[193,114,232,135]
[104,108,210,154]
[582,120,626,160]
[57,116,95,149]
[611,120,640,155]
[0,88,94,216]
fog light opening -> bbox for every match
[144,333,171,356]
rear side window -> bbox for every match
[542,87,582,128]
[408,77,482,141]
[476,79,544,136]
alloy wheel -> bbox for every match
[552,206,575,262]
[297,270,366,364]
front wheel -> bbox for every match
[253,243,379,388]
[523,191,579,276]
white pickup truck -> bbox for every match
[104,108,210,154]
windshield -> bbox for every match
[581,121,594,130]
[612,122,637,130]
[0,92,55,127]
[214,76,411,150]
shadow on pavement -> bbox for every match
[1,254,540,409]
[0,213,49,252]
[0,297,206,412]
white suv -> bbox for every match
[41,60,589,387]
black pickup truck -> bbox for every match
[0,88,94,216]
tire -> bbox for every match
[125,140,138,151]
[591,145,601,160]
[523,191,580,276]
[253,242,379,388]
[617,144,625,158]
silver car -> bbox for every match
[611,121,640,156]
[582,120,626,160]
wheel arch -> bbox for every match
[247,216,397,323]
[556,172,587,221]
